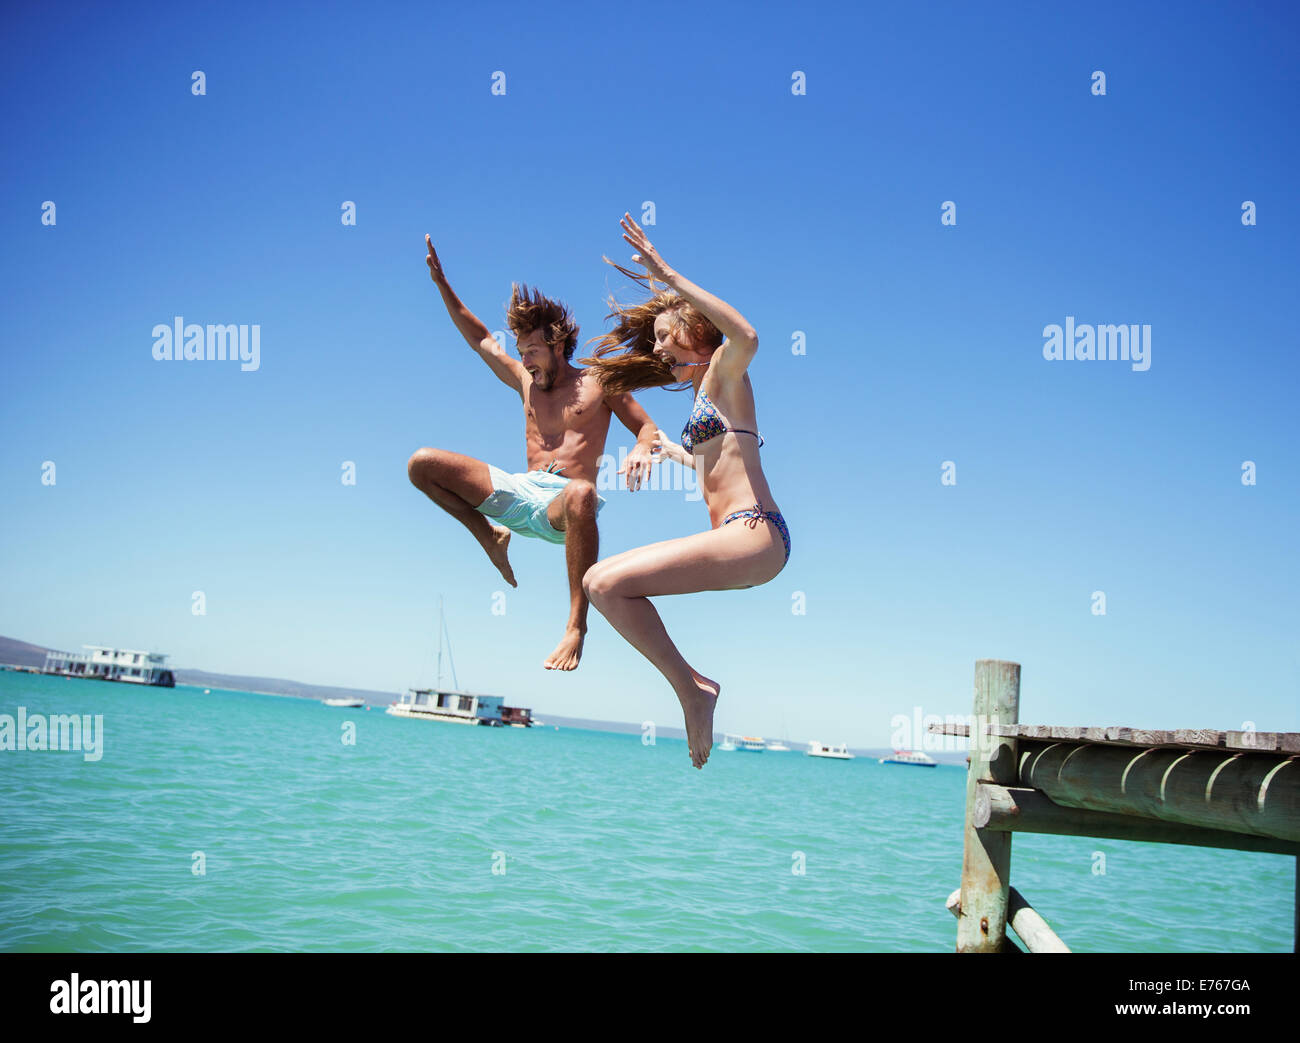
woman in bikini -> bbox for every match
[582,214,790,770]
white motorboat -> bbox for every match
[807,740,854,760]
[880,749,937,767]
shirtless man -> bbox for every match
[408,235,659,671]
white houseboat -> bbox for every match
[43,646,175,687]
[387,599,534,728]
[387,688,533,727]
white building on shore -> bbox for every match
[43,646,175,687]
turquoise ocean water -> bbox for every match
[0,672,1292,952]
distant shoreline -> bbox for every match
[0,647,972,764]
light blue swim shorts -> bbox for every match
[475,465,606,544]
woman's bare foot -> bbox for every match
[543,626,585,671]
[483,525,517,588]
[676,673,720,769]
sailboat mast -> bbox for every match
[436,596,444,690]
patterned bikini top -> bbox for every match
[681,388,764,453]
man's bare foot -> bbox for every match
[676,673,720,769]
[483,525,517,588]
[543,626,585,671]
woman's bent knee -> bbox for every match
[583,562,612,602]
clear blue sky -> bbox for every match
[2,0,1296,746]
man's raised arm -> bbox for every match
[425,234,526,394]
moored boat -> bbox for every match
[388,598,534,728]
[43,646,175,687]
[879,749,937,767]
[807,741,854,760]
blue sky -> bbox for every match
[2,0,1296,746]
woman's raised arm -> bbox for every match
[619,213,757,381]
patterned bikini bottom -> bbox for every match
[721,501,791,565]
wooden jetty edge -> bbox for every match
[937,659,1300,953]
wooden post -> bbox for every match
[946,889,1023,953]
[957,659,1020,952]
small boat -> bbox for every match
[718,733,764,752]
[388,598,535,727]
[880,749,937,767]
[322,698,365,708]
[807,740,854,760]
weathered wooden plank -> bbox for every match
[957,660,1020,954]
[1016,740,1300,843]
[936,722,1298,753]
[1228,731,1280,752]
[975,782,1300,856]
[1173,729,1225,747]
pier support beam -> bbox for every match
[957,659,1020,953]
[975,782,1300,857]
[1016,741,1300,843]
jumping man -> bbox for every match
[408,235,660,671]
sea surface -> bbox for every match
[0,672,1292,952]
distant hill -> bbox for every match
[172,668,399,704]
[0,634,968,762]
[0,635,51,669]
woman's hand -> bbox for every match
[621,213,674,284]
[425,234,447,285]
[651,429,694,469]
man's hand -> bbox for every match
[619,440,656,491]
[426,234,447,285]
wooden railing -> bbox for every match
[937,659,1299,953]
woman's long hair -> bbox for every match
[580,259,724,396]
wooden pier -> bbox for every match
[938,659,1299,953]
